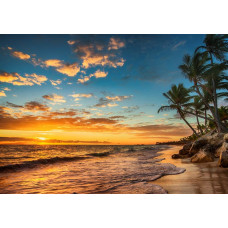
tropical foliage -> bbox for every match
[158,34,228,137]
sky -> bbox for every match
[0,34,206,145]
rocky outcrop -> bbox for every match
[174,132,228,167]
[179,143,192,155]
[218,134,228,167]
[172,154,190,159]
[191,148,214,163]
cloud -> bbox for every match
[0,91,6,97]
[24,73,48,85]
[93,70,108,78]
[0,110,121,132]
[128,124,191,137]
[31,56,80,77]
[47,109,78,117]
[42,58,80,77]
[3,87,11,91]
[108,37,125,50]
[78,76,91,84]
[6,102,23,108]
[69,93,93,101]
[67,40,76,45]
[0,71,47,86]
[24,101,50,112]
[94,98,112,108]
[5,101,50,113]
[77,70,108,84]
[107,103,118,107]
[94,95,131,108]
[44,59,63,67]
[42,94,66,103]
[0,72,18,83]
[56,63,80,77]
[7,47,31,60]
[50,79,62,86]
[172,41,186,50]
[122,106,139,113]
[12,51,30,60]
[106,95,132,101]
[0,103,191,142]
[109,115,126,119]
[73,39,125,69]
[0,136,110,145]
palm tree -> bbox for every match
[158,83,198,136]
[195,34,228,133]
[187,96,204,134]
[218,106,228,125]
[178,51,217,123]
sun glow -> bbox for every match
[37,137,46,141]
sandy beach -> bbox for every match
[154,146,228,194]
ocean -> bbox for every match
[0,144,184,194]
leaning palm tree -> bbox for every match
[187,96,204,135]
[195,34,228,133]
[158,83,198,136]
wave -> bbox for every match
[87,151,110,157]
[0,156,87,173]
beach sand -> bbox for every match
[154,146,228,194]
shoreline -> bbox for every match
[154,145,228,194]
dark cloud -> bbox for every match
[128,124,191,137]
[94,98,111,107]
[109,116,126,119]
[6,102,23,108]
[0,137,33,142]
[24,101,50,112]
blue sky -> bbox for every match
[0,34,206,144]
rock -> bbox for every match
[215,142,228,158]
[189,139,208,156]
[209,133,225,152]
[218,149,228,167]
[218,135,228,167]
[172,154,181,159]
[224,133,228,143]
[179,143,192,155]
[172,154,190,159]
[183,143,193,151]
[191,149,214,163]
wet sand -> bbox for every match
[154,146,228,194]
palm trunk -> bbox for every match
[204,108,208,130]
[209,52,223,133]
[194,81,217,121]
[184,109,214,121]
[196,110,203,135]
[179,109,198,136]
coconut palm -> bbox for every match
[158,83,198,136]
[195,34,228,133]
[178,51,217,122]
[187,96,204,134]
[218,106,228,125]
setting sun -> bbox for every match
[37,137,46,141]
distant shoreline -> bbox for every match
[156,141,191,146]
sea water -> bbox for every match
[0,145,184,194]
